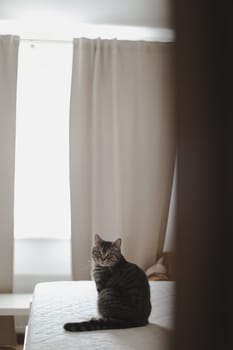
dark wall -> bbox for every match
[175,1,233,349]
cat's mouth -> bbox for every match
[96,261,115,267]
[99,262,109,267]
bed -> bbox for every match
[24,280,175,350]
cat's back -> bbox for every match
[119,260,151,317]
[121,259,148,278]
[116,259,150,291]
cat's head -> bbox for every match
[92,234,122,267]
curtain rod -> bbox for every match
[20,31,175,44]
[20,38,174,44]
[1,21,175,43]
[20,38,73,44]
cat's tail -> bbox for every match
[64,318,146,332]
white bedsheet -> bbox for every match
[25,281,175,350]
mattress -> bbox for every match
[25,281,175,350]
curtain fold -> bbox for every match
[0,35,19,292]
[70,38,175,280]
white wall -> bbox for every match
[0,0,173,28]
[0,0,174,42]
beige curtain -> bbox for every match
[70,38,175,280]
[0,35,19,292]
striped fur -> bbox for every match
[64,234,151,332]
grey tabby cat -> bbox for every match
[64,234,151,332]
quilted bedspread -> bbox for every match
[25,280,175,350]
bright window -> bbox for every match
[14,40,72,239]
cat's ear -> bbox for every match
[95,234,103,246]
[113,238,122,249]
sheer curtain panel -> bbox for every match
[0,35,19,292]
[70,38,175,280]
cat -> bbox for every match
[64,234,152,331]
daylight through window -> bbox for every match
[14,40,72,239]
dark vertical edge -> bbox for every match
[174,1,233,349]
